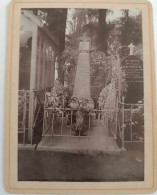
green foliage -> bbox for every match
[132,100,144,140]
[69,97,94,135]
[120,11,142,46]
[71,110,89,135]
[45,80,68,109]
[98,82,116,110]
[62,48,79,70]
[98,58,127,109]
[29,9,67,44]
[90,51,127,101]
[124,100,144,141]
[60,48,79,89]
[67,9,109,53]
[90,52,115,98]
[18,91,29,129]
[69,97,94,112]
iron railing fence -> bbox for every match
[18,89,46,145]
[42,107,119,138]
[122,103,144,142]
[18,90,144,148]
[18,90,30,145]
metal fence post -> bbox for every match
[121,96,125,150]
[51,113,54,142]
[130,104,133,141]
[22,90,27,145]
[28,90,35,145]
[115,98,118,137]
[70,110,73,137]
[42,93,46,136]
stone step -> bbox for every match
[39,136,120,152]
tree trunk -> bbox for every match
[57,9,67,85]
[98,9,108,55]
[121,10,130,45]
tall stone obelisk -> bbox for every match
[73,34,93,102]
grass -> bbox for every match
[18,142,144,181]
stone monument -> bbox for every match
[72,33,93,103]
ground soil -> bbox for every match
[18,142,144,181]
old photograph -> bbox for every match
[18,7,144,182]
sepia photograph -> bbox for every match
[18,7,145,182]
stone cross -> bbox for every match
[128,43,135,55]
[81,32,90,42]
[79,33,90,51]
[82,32,88,40]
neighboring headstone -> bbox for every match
[121,55,143,82]
[121,55,143,103]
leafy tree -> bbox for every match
[67,9,109,54]
[120,10,142,46]
[30,8,67,51]
[90,52,113,100]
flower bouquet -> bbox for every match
[69,97,94,135]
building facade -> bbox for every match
[19,10,58,143]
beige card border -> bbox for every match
[5,0,157,194]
